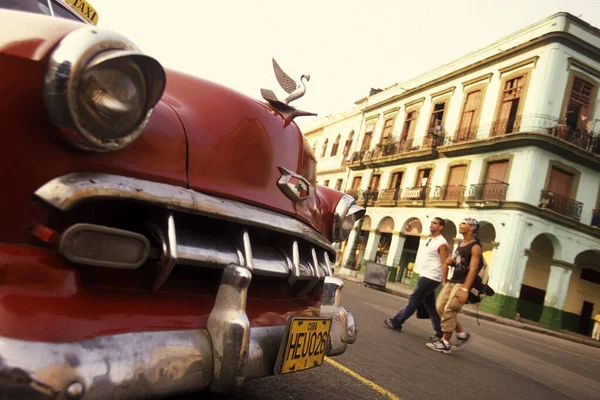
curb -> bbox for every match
[340,276,600,349]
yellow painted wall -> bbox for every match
[522,254,551,291]
[564,265,600,315]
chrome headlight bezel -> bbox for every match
[332,194,366,243]
[44,27,166,152]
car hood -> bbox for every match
[161,70,329,236]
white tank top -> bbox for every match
[414,235,447,282]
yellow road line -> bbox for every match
[324,357,400,400]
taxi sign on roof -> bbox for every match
[65,0,98,25]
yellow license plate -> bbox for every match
[275,317,331,374]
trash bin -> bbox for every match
[364,261,390,289]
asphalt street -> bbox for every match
[175,282,600,400]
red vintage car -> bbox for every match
[0,1,363,398]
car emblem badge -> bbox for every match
[277,167,314,202]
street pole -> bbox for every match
[344,187,371,271]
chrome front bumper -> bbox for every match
[0,265,357,399]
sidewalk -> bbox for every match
[337,270,600,349]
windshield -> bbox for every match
[0,0,88,23]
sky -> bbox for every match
[95,0,600,126]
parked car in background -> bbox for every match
[0,1,363,398]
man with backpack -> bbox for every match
[426,218,482,354]
[384,217,449,340]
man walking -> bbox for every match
[426,218,482,354]
[384,217,449,340]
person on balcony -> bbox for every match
[384,217,449,341]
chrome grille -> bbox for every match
[35,173,334,289]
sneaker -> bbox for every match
[426,339,451,354]
[429,334,442,342]
[453,332,471,350]
[383,318,401,331]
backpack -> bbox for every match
[467,257,495,305]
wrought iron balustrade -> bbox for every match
[539,190,583,221]
[468,182,509,201]
[440,114,600,156]
[345,189,360,200]
[377,188,401,202]
[401,186,428,200]
[431,185,466,201]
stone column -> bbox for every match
[386,232,406,282]
[540,262,573,330]
[385,232,405,267]
[341,228,359,265]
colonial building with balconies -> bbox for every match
[302,12,600,336]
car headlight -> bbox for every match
[44,28,166,152]
[332,194,366,242]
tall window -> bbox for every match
[311,141,317,154]
[401,111,417,141]
[320,139,328,158]
[343,130,354,157]
[566,77,595,131]
[428,101,447,133]
[456,90,482,141]
[323,180,330,187]
[482,160,509,200]
[351,176,362,191]
[389,171,403,200]
[416,168,431,187]
[330,135,341,156]
[445,165,467,200]
[335,179,343,191]
[495,75,525,135]
[362,123,375,151]
[369,174,381,191]
[547,167,574,198]
[380,117,395,144]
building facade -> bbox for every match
[302,12,600,336]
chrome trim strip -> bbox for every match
[0,330,214,399]
[34,173,335,257]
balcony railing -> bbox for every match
[401,186,428,200]
[468,182,509,201]
[592,209,600,228]
[539,190,583,221]
[357,189,379,203]
[345,189,360,200]
[431,185,466,201]
[349,134,445,165]
[441,114,600,156]
[377,188,401,203]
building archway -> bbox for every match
[353,216,371,267]
[478,221,497,267]
[517,234,555,322]
[397,217,423,284]
[442,219,457,250]
[376,217,394,264]
[569,250,600,336]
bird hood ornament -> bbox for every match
[261,58,317,120]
